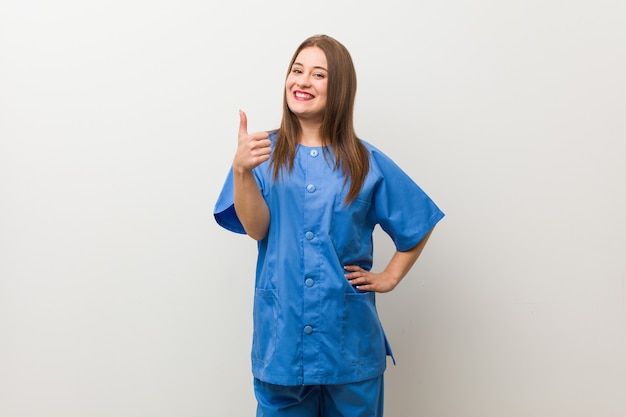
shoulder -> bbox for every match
[359,138,402,177]
[359,138,392,161]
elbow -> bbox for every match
[248,232,267,241]
[244,225,269,241]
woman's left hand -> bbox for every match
[344,265,400,293]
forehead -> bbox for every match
[293,47,327,69]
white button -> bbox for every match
[305,278,314,287]
[306,184,316,193]
[305,231,314,240]
[304,325,313,335]
[309,149,319,157]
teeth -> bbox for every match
[295,92,313,99]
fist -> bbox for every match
[233,110,271,172]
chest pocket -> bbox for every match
[330,193,371,258]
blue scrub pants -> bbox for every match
[254,375,384,417]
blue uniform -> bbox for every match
[215,132,444,386]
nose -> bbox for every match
[296,75,311,88]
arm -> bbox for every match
[233,110,271,241]
[344,227,435,293]
[233,170,270,241]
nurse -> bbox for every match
[214,34,444,417]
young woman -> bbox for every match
[215,34,444,417]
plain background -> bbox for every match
[1,0,625,416]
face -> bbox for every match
[285,46,328,124]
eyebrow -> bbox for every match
[293,61,328,71]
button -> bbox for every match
[306,184,316,193]
[303,325,313,335]
[309,149,319,157]
[305,231,314,240]
[305,278,314,287]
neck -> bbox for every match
[298,119,323,147]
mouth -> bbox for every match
[293,90,315,100]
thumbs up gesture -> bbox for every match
[233,110,271,173]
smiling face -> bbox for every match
[285,46,328,125]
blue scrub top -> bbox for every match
[214,132,444,386]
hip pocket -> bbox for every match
[252,289,279,364]
[340,292,386,365]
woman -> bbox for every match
[215,34,444,417]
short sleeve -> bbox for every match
[370,147,444,251]
[214,167,247,234]
[214,132,276,234]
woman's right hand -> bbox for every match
[233,110,271,173]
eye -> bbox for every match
[291,67,303,74]
[313,72,326,79]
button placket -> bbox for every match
[302,146,322,373]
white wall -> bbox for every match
[1,1,624,416]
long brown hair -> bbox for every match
[271,34,369,203]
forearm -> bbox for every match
[233,168,270,240]
[344,227,436,292]
[382,228,435,287]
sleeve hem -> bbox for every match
[394,210,445,252]
[214,204,247,234]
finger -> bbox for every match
[238,109,248,136]
[247,139,272,157]
[249,133,270,143]
[348,277,366,286]
[257,145,272,156]
[344,271,366,283]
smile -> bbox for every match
[294,91,314,100]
